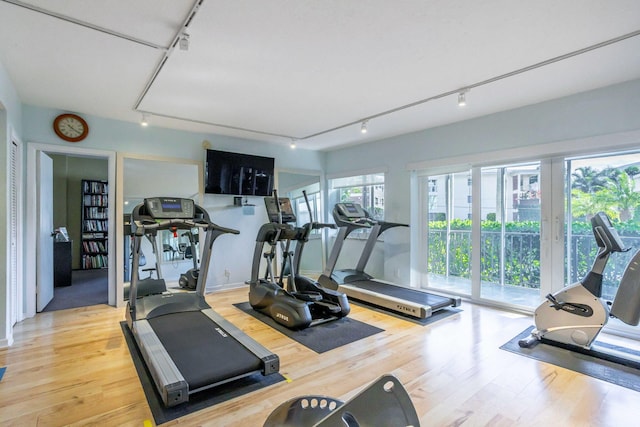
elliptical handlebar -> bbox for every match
[302,190,337,230]
[273,189,283,226]
[313,222,337,230]
[302,190,313,223]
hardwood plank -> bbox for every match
[0,287,638,426]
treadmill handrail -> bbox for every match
[373,220,409,237]
[128,199,239,313]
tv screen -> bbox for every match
[205,149,275,196]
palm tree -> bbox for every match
[571,166,608,193]
[599,170,640,221]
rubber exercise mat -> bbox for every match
[501,326,640,392]
[120,322,285,425]
[234,302,384,353]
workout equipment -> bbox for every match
[126,197,279,407]
[249,190,350,330]
[519,212,640,369]
[178,230,199,290]
[318,202,461,319]
[125,228,167,299]
[264,374,420,427]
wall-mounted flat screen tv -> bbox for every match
[205,149,275,196]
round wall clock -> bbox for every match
[53,113,89,142]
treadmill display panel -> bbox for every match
[336,202,366,218]
[145,197,195,219]
[161,201,182,212]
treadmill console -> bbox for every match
[264,197,296,223]
[335,202,366,219]
[144,197,195,219]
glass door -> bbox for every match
[565,152,640,337]
[478,163,542,307]
[424,171,473,296]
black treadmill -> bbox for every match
[318,202,461,319]
[126,197,279,407]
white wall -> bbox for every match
[325,79,640,285]
[0,60,23,347]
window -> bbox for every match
[424,163,544,308]
[420,144,640,337]
[328,173,385,221]
[565,152,640,302]
[479,163,541,307]
[425,171,473,295]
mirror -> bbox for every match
[276,169,324,276]
[116,154,202,303]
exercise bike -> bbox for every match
[519,212,640,369]
[248,190,350,330]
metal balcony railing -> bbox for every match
[427,229,640,301]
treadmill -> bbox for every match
[318,202,461,319]
[126,197,279,407]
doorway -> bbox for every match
[25,143,116,318]
[42,154,110,311]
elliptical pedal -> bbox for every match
[291,291,323,302]
[313,300,343,314]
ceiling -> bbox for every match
[1,0,639,151]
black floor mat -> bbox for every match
[501,326,640,392]
[121,322,285,425]
[234,302,384,353]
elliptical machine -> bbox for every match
[519,212,640,369]
[179,230,199,290]
[248,190,350,329]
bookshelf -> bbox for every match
[81,179,108,269]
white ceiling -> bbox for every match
[1,0,639,151]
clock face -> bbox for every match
[54,114,89,142]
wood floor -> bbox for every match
[1,287,638,426]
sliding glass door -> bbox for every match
[424,163,543,307]
[478,163,542,306]
[422,147,640,336]
[565,152,640,335]
[425,171,473,296]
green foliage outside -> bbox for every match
[427,163,640,291]
[428,218,640,289]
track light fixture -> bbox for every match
[179,31,190,51]
[458,89,469,107]
[290,139,297,149]
[361,120,368,134]
[140,113,150,127]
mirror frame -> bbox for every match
[115,152,203,306]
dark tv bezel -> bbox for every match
[205,149,274,196]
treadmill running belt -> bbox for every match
[348,280,453,310]
[149,311,263,391]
